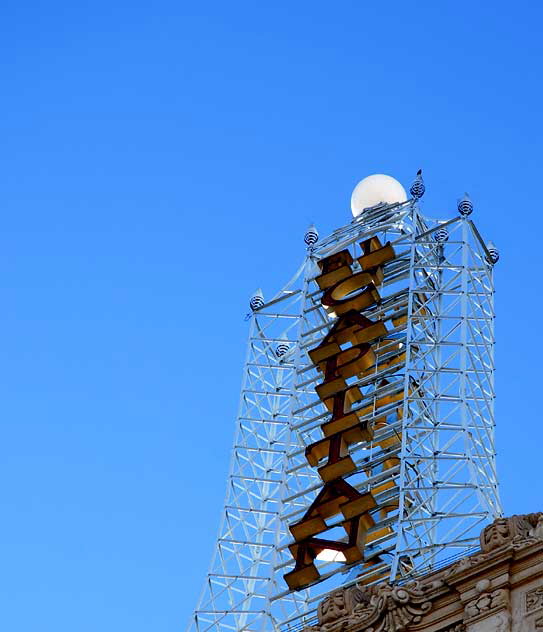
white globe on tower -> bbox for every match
[351,174,408,217]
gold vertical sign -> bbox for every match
[284,236,402,591]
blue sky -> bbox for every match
[1,1,542,630]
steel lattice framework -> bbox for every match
[187,199,502,632]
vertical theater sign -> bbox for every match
[188,173,501,632]
[284,235,414,590]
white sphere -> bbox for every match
[351,174,408,218]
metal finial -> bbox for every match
[486,241,499,264]
[434,226,449,242]
[304,223,319,247]
[410,169,425,199]
[458,193,473,216]
[249,288,265,311]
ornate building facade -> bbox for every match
[302,513,543,632]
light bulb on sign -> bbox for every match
[315,549,346,563]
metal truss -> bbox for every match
[187,200,502,632]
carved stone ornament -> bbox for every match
[441,513,543,580]
[463,588,509,622]
[480,513,543,552]
[442,552,491,579]
[318,586,371,626]
[526,586,543,613]
[303,581,439,632]
[530,514,543,540]
[302,513,542,632]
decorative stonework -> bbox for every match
[302,513,543,632]
[526,587,543,613]
[464,588,509,622]
[304,582,437,632]
[439,512,543,582]
[443,552,491,579]
[529,514,543,540]
[318,586,371,626]
[479,513,543,553]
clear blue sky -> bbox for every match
[1,1,541,630]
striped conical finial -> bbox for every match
[275,336,290,358]
[458,193,473,216]
[486,241,499,264]
[249,288,265,311]
[434,226,449,242]
[304,223,319,247]
[410,169,425,199]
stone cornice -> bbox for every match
[303,581,441,632]
[302,513,543,632]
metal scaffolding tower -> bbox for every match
[187,191,502,632]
